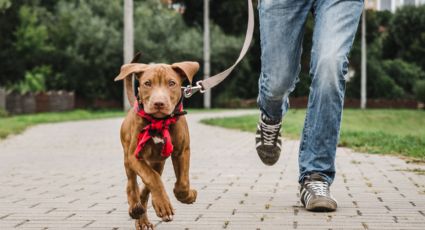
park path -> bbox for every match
[0,110,424,230]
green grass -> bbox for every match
[201,109,425,160]
[0,110,125,139]
[0,108,220,140]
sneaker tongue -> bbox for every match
[261,114,280,125]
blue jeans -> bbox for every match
[257,0,363,184]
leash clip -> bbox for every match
[182,81,205,98]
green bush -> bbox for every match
[383,5,425,70]
[347,35,425,100]
[414,80,425,104]
[382,59,425,97]
[0,0,11,12]
[348,57,405,99]
[9,66,48,94]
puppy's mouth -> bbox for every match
[149,110,171,119]
[144,104,175,119]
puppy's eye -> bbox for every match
[168,80,176,87]
[143,81,151,87]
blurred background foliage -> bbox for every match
[0,0,425,107]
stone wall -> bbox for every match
[5,91,75,115]
[39,91,75,112]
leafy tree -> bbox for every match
[181,0,258,36]
[14,5,53,65]
[0,0,11,12]
[382,59,425,97]
[42,0,123,100]
[180,0,261,103]
[0,0,56,87]
[367,58,404,99]
[133,0,202,63]
[2,0,424,107]
[0,0,27,85]
[10,66,48,94]
[133,0,256,106]
[383,5,425,70]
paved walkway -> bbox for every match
[0,110,424,230]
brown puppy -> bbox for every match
[115,55,199,230]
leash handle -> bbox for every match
[183,0,255,97]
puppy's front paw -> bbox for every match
[174,188,197,204]
[136,216,154,230]
[129,202,145,219]
[151,195,174,222]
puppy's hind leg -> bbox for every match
[135,186,153,230]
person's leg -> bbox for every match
[257,0,312,121]
[298,0,363,184]
[256,0,313,165]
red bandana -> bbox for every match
[134,102,183,158]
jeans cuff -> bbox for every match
[257,94,283,121]
[299,172,334,185]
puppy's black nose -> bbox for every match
[154,102,165,109]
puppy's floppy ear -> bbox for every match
[114,51,144,81]
[171,62,200,84]
[114,63,149,81]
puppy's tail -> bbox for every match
[115,52,142,107]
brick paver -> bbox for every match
[0,110,424,229]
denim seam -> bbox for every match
[299,102,311,154]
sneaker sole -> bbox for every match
[256,148,280,166]
[305,198,337,212]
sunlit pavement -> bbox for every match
[0,110,424,229]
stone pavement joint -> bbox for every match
[0,110,424,229]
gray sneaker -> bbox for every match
[255,113,282,166]
[300,173,338,212]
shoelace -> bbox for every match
[305,181,329,196]
[260,121,281,145]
